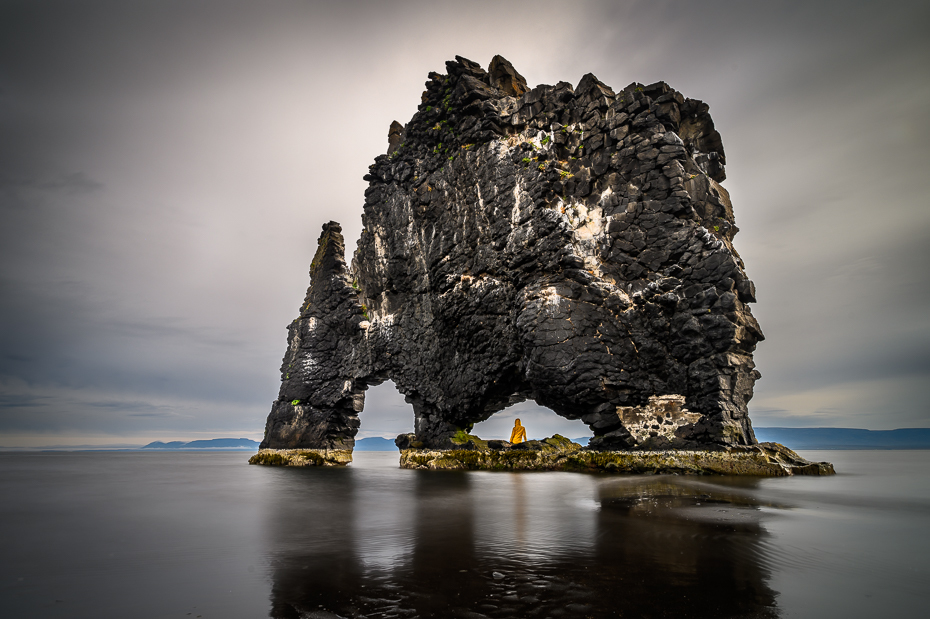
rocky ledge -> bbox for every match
[249,448,352,467]
[398,435,835,476]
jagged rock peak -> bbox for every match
[488,55,527,97]
[387,121,404,154]
[260,55,763,454]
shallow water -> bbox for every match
[1,450,927,618]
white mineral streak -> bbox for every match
[529,129,551,150]
[376,313,395,327]
[490,139,508,161]
[372,228,387,262]
[572,205,603,241]
[366,313,395,341]
[541,286,563,309]
[406,218,420,252]
[438,273,503,303]
[410,219,431,289]
[696,225,723,251]
[562,199,605,277]
[617,395,703,444]
[511,179,525,226]
[503,133,528,149]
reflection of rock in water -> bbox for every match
[265,468,362,618]
[268,470,777,618]
[404,472,483,615]
[591,478,779,617]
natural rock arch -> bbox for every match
[259,55,764,453]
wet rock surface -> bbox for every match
[399,437,835,476]
[260,55,768,454]
[249,449,352,467]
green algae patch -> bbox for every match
[398,441,834,476]
[490,450,541,468]
[399,434,583,471]
[249,448,352,467]
[249,451,290,466]
[542,434,575,449]
[449,429,489,450]
[425,448,546,471]
[401,448,546,471]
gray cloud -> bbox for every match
[42,172,104,194]
[0,393,49,409]
[0,0,927,445]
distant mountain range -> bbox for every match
[135,428,930,452]
[141,438,260,450]
[754,427,930,450]
[355,437,400,451]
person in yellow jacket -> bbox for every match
[509,418,527,444]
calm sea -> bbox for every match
[1,450,928,618]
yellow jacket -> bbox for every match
[509,420,527,444]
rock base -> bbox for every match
[249,448,352,467]
[399,438,834,476]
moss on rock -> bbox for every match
[249,448,352,467]
[399,438,834,476]
[449,429,489,450]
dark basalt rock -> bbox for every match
[259,55,766,454]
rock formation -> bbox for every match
[258,55,767,456]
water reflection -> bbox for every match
[592,478,777,617]
[266,465,779,618]
[514,473,526,550]
[266,467,363,618]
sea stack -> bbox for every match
[251,55,832,476]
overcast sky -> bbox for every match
[1,0,927,446]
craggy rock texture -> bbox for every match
[259,55,767,454]
[399,439,836,476]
